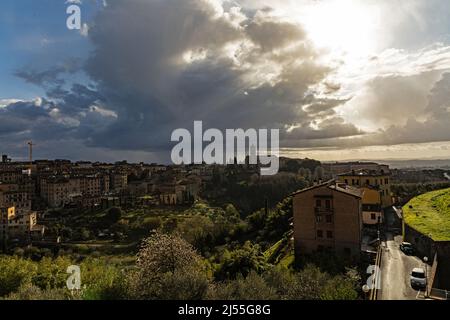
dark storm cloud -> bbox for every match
[2,0,365,159]
[78,0,353,151]
[14,58,82,87]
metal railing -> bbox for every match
[314,207,334,214]
[370,244,383,300]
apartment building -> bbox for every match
[293,182,363,258]
[110,173,128,192]
[100,174,110,194]
[0,169,23,184]
[40,177,81,208]
[361,187,383,225]
[9,211,44,237]
[337,169,392,208]
[80,175,102,197]
[0,183,32,215]
[0,206,15,249]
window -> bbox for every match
[325,200,331,209]
[326,215,333,223]
[317,230,323,238]
[316,199,322,208]
[366,179,370,185]
[385,178,389,184]
[344,179,348,184]
[316,216,323,223]
[326,231,333,239]
[371,213,376,220]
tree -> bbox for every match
[60,227,73,241]
[215,242,267,281]
[320,276,359,300]
[176,215,215,250]
[105,207,122,224]
[314,166,325,181]
[127,232,209,300]
[225,204,240,221]
[79,228,91,241]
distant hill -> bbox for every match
[376,159,450,169]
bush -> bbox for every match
[209,271,278,300]
[0,256,37,297]
[142,217,162,232]
[176,215,215,250]
[13,248,25,257]
[3,283,71,300]
[215,241,267,281]
[80,258,128,300]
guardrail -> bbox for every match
[370,244,383,300]
[429,288,450,300]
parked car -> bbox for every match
[410,268,427,289]
[400,242,414,255]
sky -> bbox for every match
[0,0,449,163]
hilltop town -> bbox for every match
[1,151,449,300]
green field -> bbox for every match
[403,188,450,241]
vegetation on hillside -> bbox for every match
[0,232,361,300]
[403,188,450,241]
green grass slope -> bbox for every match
[403,188,450,241]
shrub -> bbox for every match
[208,272,278,300]
[0,256,37,297]
[3,283,71,300]
[142,216,162,232]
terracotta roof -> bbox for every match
[328,184,362,198]
[291,180,362,198]
[290,181,333,196]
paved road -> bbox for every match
[379,232,425,300]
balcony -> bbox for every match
[315,207,334,214]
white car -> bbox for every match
[410,268,427,289]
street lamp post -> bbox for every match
[362,285,370,300]
[423,256,429,298]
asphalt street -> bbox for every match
[379,232,426,300]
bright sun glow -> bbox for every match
[301,0,381,57]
